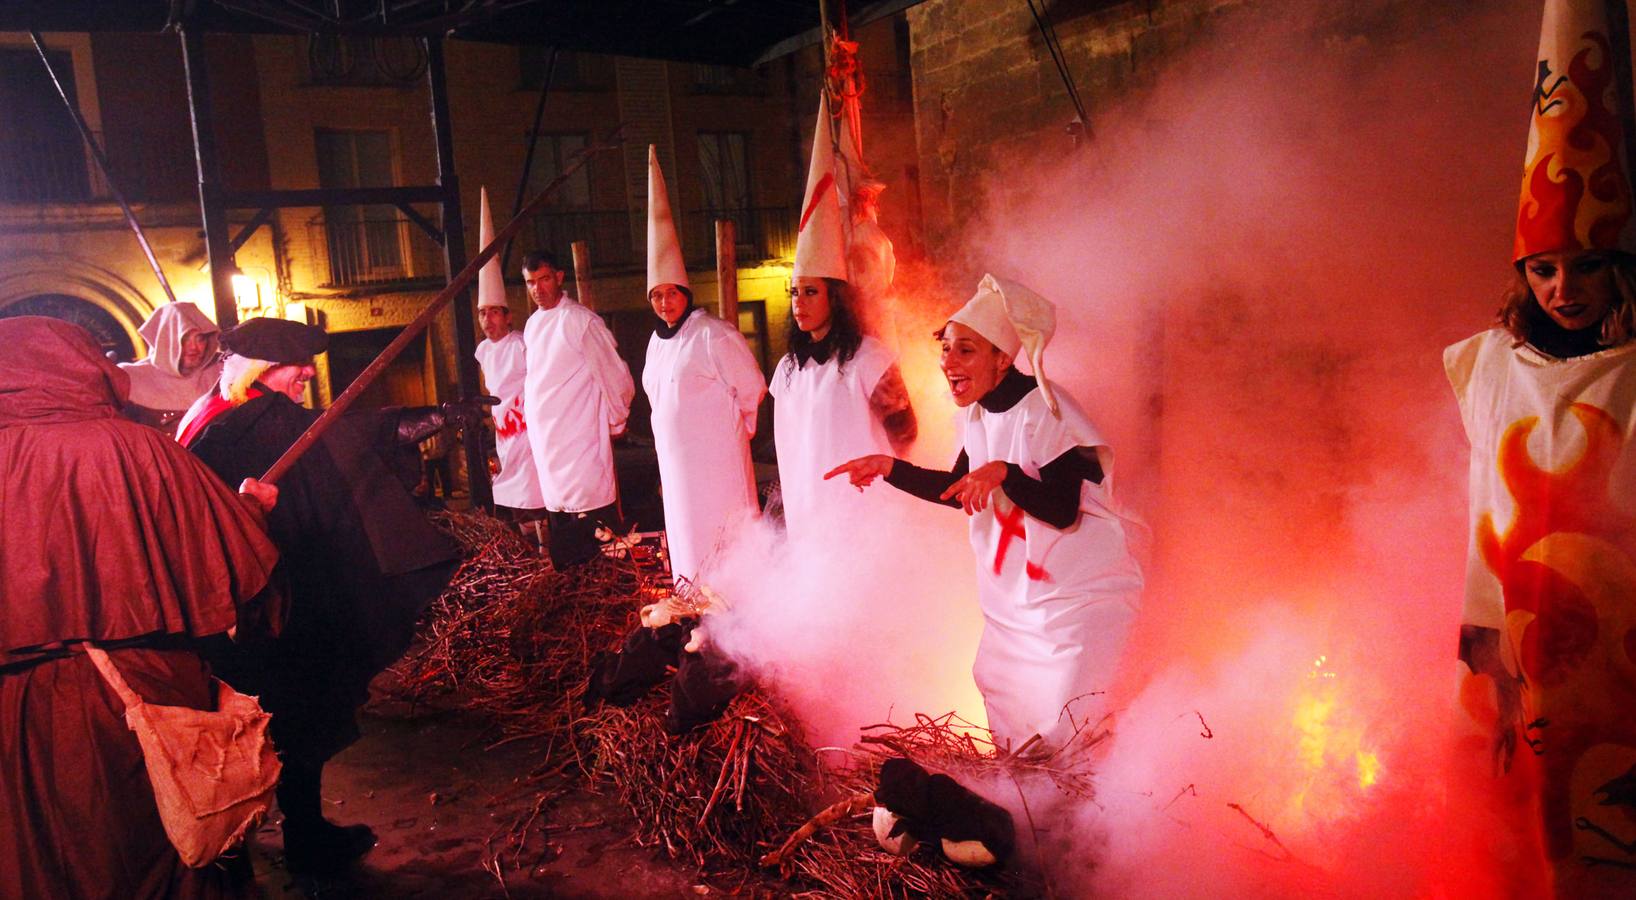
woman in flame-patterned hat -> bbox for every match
[1445,1,1636,894]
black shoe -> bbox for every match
[283,818,378,875]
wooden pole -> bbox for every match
[715,219,738,323]
[571,240,596,310]
[259,125,624,486]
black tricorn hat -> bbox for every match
[220,317,328,363]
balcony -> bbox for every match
[682,207,794,267]
[309,214,443,288]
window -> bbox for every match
[694,64,736,88]
[307,35,427,86]
[523,132,634,268]
[691,63,764,95]
[518,47,613,91]
[737,300,769,373]
[0,48,90,202]
[526,133,593,209]
[315,129,407,284]
[696,132,750,213]
[694,132,759,262]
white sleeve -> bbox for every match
[581,313,634,433]
[708,321,767,437]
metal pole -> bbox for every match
[32,32,178,307]
[427,37,493,510]
[715,219,738,322]
[179,26,238,328]
[504,46,557,275]
[571,240,595,310]
[260,127,623,486]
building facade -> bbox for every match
[0,28,913,431]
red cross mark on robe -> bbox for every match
[496,404,527,439]
[993,501,1049,582]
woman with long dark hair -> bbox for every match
[769,95,914,541]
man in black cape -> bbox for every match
[182,317,468,874]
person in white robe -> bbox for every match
[771,93,915,544]
[471,188,545,521]
[1445,3,1636,894]
[520,249,634,568]
[117,302,221,436]
[827,275,1143,752]
[640,146,765,583]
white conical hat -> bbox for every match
[647,144,690,294]
[477,186,507,309]
[948,274,1060,415]
[793,92,849,281]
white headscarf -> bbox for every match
[947,274,1059,416]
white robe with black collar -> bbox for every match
[643,308,765,582]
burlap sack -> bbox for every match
[85,646,281,868]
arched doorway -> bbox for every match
[0,294,138,361]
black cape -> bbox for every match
[189,389,458,764]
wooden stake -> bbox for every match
[571,240,595,310]
[714,219,738,323]
[759,791,874,871]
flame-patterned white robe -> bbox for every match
[1446,327,1636,896]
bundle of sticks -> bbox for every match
[396,511,1083,897]
[391,510,659,754]
[579,689,810,867]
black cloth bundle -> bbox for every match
[875,757,1016,865]
[583,619,744,734]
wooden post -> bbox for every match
[715,219,738,323]
[571,240,596,310]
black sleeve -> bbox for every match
[1000,446,1104,529]
[884,450,970,508]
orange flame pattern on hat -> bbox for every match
[1514,12,1633,260]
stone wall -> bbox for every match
[905,0,1251,254]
